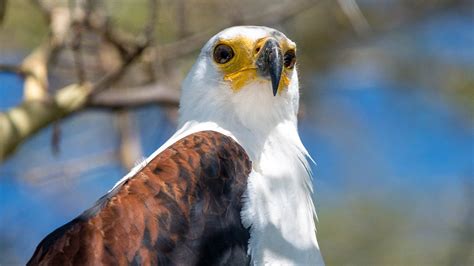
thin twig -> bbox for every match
[90,42,148,95]
[51,122,61,155]
[101,21,135,59]
[69,0,87,84]
[144,0,158,44]
[71,24,86,84]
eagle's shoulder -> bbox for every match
[28,130,252,266]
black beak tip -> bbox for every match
[271,78,280,96]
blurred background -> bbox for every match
[0,0,473,265]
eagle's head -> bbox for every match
[179,26,300,131]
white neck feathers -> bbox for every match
[177,69,323,265]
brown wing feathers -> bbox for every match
[28,131,252,266]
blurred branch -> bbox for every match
[158,0,322,61]
[1,4,70,157]
[100,22,136,60]
[0,0,7,25]
[89,82,180,108]
[90,41,149,95]
[0,38,151,161]
[3,5,71,102]
[337,0,371,36]
[0,0,157,162]
[86,0,157,61]
[0,83,92,161]
[0,64,34,77]
[21,44,50,101]
[144,0,158,43]
[70,0,87,84]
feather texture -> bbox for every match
[28,131,252,266]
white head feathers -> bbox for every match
[178,26,324,265]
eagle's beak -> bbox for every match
[256,38,283,96]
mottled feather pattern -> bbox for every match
[28,131,252,266]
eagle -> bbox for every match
[28,26,324,265]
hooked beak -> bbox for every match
[256,38,283,96]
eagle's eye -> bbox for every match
[284,50,296,69]
[213,44,234,64]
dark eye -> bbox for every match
[284,50,296,69]
[213,44,234,64]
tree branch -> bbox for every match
[89,82,180,108]
[0,83,92,161]
[0,0,157,162]
[21,44,50,101]
[70,0,87,84]
[0,36,151,160]
[0,64,34,77]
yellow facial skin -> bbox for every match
[213,36,296,94]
